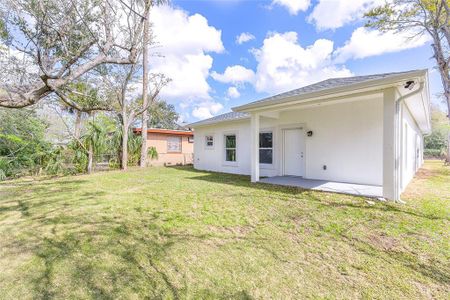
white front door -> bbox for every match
[283,128,305,176]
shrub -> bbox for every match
[424,149,446,159]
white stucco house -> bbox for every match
[189,70,431,201]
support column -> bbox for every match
[251,113,260,182]
[383,88,400,201]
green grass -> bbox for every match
[0,161,449,299]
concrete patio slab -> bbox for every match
[259,176,383,198]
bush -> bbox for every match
[424,149,446,159]
[0,108,52,179]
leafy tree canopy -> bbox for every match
[147,100,179,129]
[0,108,51,178]
[424,106,450,150]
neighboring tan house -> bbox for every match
[133,128,194,166]
[189,70,431,201]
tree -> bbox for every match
[147,100,179,129]
[64,82,104,139]
[140,1,151,168]
[365,0,450,160]
[0,0,151,110]
[424,106,450,155]
[0,108,51,178]
[107,63,168,170]
[140,0,169,168]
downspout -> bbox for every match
[393,80,425,203]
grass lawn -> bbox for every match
[0,161,449,299]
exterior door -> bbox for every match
[283,128,305,176]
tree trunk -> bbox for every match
[122,120,129,171]
[87,142,94,174]
[140,2,151,168]
[74,110,82,139]
[422,29,449,163]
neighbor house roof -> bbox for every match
[189,69,428,127]
[133,128,193,136]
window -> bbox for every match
[167,136,181,153]
[224,134,236,162]
[259,132,273,164]
[188,136,194,143]
[205,135,214,148]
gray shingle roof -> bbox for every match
[189,69,426,127]
[189,111,250,127]
[233,69,426,111]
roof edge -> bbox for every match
[232,69,428,112]
[188,112,250,128]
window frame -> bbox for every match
[167,135,182,153]
[223,132,238,166]
[259,130,273,165]
[205,134,214,149]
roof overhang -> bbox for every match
[398,74,431,134]
[133,128,194,136]
[232,70,428,113]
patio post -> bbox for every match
[251,113,260,182]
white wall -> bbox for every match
[400,101,424,191]
[277,97,383,185]
[194,121,252,175]
[193,119,284,177]
[194,96,384,185]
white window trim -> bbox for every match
[167,136,182,153]
[259,129,274,167]
[222,131,238,167]
[205,134,214,150]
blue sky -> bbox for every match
[149,0,443,122]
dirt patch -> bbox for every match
[207,225,254,237]
[413,280,436,300]
[413,168,439,180]
[368,233,400,251]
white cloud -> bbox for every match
[211,65,255,84]
[334,27,431,63]
[308,0,385,30]
[236,32,255,44]
[227,86,240,98]
[150,6,224,103]
[192,101,224,119]
[252,32,352,94]
[272,0,310,15]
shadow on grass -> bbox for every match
[1,165,447,298]
[0,178,104,220]
[338,231,450,286]
[181,166,448,222]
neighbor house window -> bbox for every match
[259,132,273,164]
[224,134,236,162]
[205,135,214,148]
[167,136,182,153]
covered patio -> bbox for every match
[259,176,383,198]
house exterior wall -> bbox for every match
[146,132,194,166]
[193,121,255,175]
[277,96,383,185]
[400,102,424,191]
[194,96,384,185]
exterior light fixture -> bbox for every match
[404,80,415,90]
[307,130,313,137]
